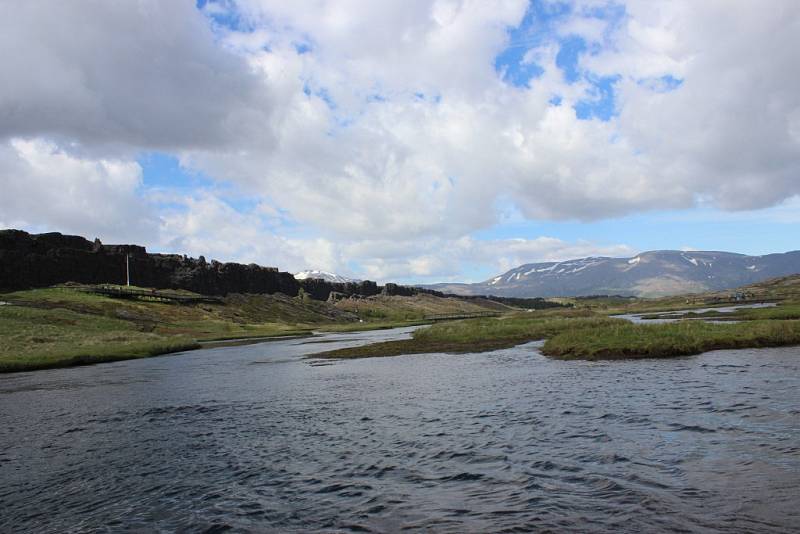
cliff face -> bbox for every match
[0,230,433,300]
[0,229,300,296]
[298,278,381,301]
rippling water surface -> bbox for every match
[1,327,799,533]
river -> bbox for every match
[1,327,799,532]
[616,302,777,324]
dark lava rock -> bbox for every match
[0,229,430,301]
[0,229,299,297]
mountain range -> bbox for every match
[423,250,800,298]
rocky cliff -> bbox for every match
[0,229,300,296]
[0,229,432,301]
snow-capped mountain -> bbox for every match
[423,250,800,298]
[293,270,359,283]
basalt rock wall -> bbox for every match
[0,229,430,300]
[0,230,299,296]
[298,278,381,301]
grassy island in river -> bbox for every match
[315,276,800,360]
[315,313,800,360]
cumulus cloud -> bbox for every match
[344,236,635,282]
[1,0,799,281]
[0,0,272,152]
[583,0,800,211]
[183,0,800,237]
[0,138,157,242]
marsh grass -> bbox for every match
[314,314,620,359]
[542,319,800,360]
[315,310,800,361]
[637,303,800,322]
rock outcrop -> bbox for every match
[0,230,300,296]
[0,229,432,301]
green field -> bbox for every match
[0,286,505,372]
[0,287,352,372]
[0,304,199,372]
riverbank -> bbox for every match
[639,303,800,322]
[316,306,800,361]
[315,311,617,359]
[5,279,800,371]
[0,286,489,372]
[542,319,800,359]
[0,287,348,372]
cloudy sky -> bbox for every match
[1,0,799,283]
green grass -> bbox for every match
[332,293,511,322]
[317,319,429,333]
[315,307,800,361]
[314,313,620,359]
[638,303,800,322]
[0,286,511,372]
[542,319,800,360]
[0,305,199,372]
[0,286,359,372]
[733,303,800,320]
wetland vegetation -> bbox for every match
[3,274,800,371]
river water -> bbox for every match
[616,302,778,324]
[1,327,799,533]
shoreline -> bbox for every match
[315,314,800,361]
[0,321,426,374]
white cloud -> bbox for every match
[0,138,157,242]
[585,0,800,210]
[0,0,273,152]
[331,235,634,283]
[1,0,799,282]
[181,0,800,240]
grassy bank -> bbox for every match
[0,286,504,372]
[314,312,620,359]
[0,287,353,372]
[315,307,800,361]
[542,319,800,360]
[332,293,512,322]
[0,304,200,372]
[640,303,800,322]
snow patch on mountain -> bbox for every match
[681,254,699,266]
[294,270,359,283]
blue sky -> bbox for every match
[3,0,799,283]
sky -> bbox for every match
[1,0,799,284]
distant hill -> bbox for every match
[706,273,800,301]
[294,270,359,283]
[423,250,800,298]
